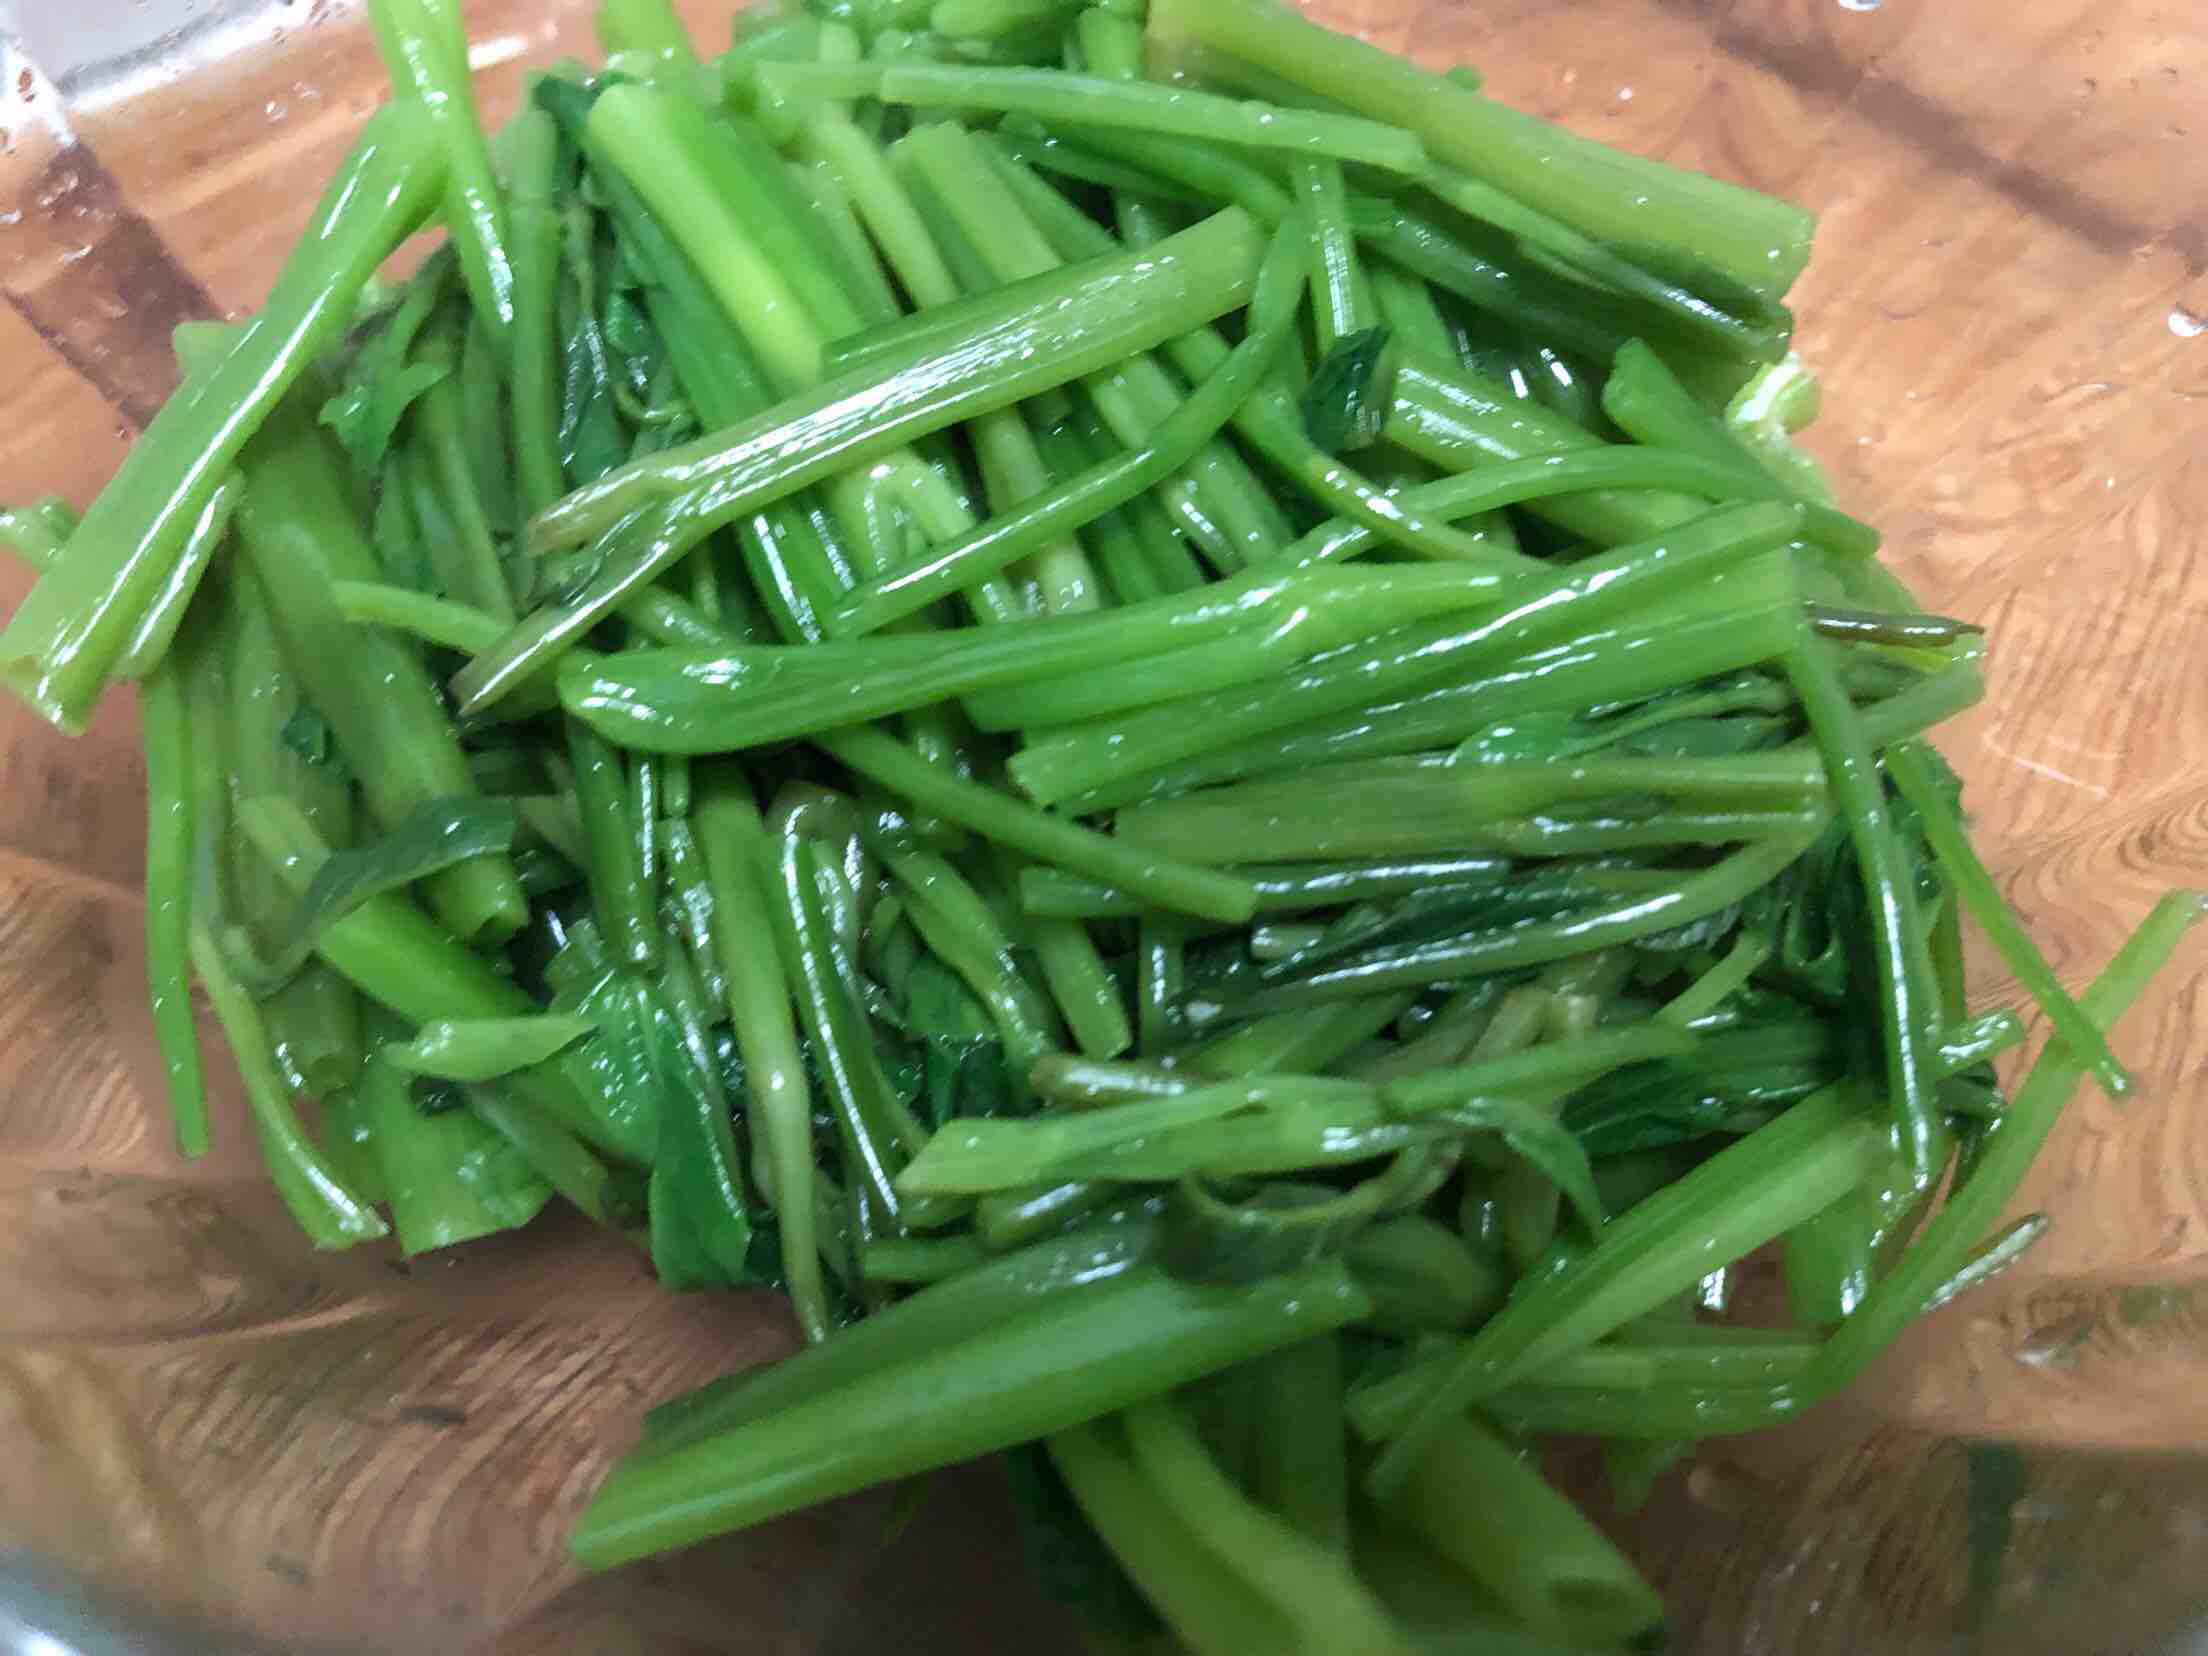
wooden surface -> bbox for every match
[1,1,2205,1650]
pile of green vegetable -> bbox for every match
[2,0,2198,1647]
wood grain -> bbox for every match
[1,2,2204,1650]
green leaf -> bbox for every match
[531,71,620,145]
[318,249,453,475]
[1001,1442,1165,1644]
[278,703,349,776]
[1561,1017,1842,1154]
[640,981,755,1291]
[235,798,520,992]
[1426,1093,1606,1238]
[320,358,449,472]
[887,955,1023,1129]
[546,965,663,1159]
[1299,324,1394,453]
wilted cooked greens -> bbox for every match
[1,0,2200,1649]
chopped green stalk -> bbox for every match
[461,210,1268,709]
[384,1014,597,1081]
[188,927,388,1248]
[1785,638,1944,1188]
[358,1043,551,1254]
[821,725,1258,925]
[1364,1085,1884,1492]
[368,0,515,355]
[974,1182,1119,1250]
[142,662,209,1156]
[1116,752,1828,865]
[1121,1395,1413,1654]
[576,88,1011,621]
[695,769,831,1342]
[1050,1420,1295,1656]
[314,1087,383,1204]
[765,61,1429,174]
[1888,741,2128,1096]
[977,149,1523,569]
[1292,157,1375,353]
[1601,340,1880,557]
[327,580,501,653]
[112,478,236,681]
[568,563,1510,753]
[1033,1056,1197,1109]
[587,87,863,392]
[1934,1008,2028,1079]
[896,120,1293,571]
[1006,860,1134,1059]
[1657,933,1772,1026]
[1277,449,1732,567]
[572,1258,1371,1566]
[1921,1213,2050,1313]
[1020,856,1515,921]
[898,1074,1374,1196]
[1238,827,1818,1009]
[507,107,565,516]
[0,106,442,732]
[769,834,923,1225]
[568,718,659,971]
[873,832,1062,1071]
[236,796,654,1164]
[1187,993,1418,1080]
[641,1217,1158,1458]
[594,0,700,67]
[827,220,1308,633]
[1420,168,1786,365]
[1367,264,1460,369]
[1378,1414,1664,1649]
[0,498,77,570]
[1148,0,1813,297]
[1136,916,1188,1059]
[1728,354,1835,502]
[409,326,518,621]
[225,562,362,1095]
[935,0,1091,41]
[1063,583,1808,811]
[1813,893,2206,1389]
[1248,1335,1350,1552]
[466,1082,639,1230]
[790,158,908,330]
[1383,359,1711,548]
[1011,508,1803,806]
[228,398,526,943]
[1605,337,1780,478]
[860,1234,992,1284]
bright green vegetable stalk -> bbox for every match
[695,768,832,1343]
[368,0,517,356]
[1147,0,1814,298]
[359,1040,552,1254]
[141,660,209,1156]
[0,106,443,732]
[229,399,528,944]
[188,927,389,1248]
[573,1258,1372,1565]
[763,61,1430,174]
[459,209,1269,709]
